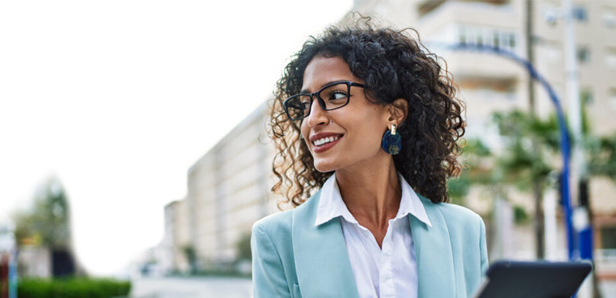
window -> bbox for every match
[499,32,516,52]
[462,85,516,102]
[577,46,591,63]
[456,24,517,52]
[544,43,561,63]
[482,30,493,48]
[607,48,616,69]
[601,226,616,249]
[580,88,593,104]
[509,33,516,49]
[573,5,588,22]
[610,88,616,110]
[603,8,616,28]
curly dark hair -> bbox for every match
[268,17,465,209]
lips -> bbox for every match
[309,133,344,153]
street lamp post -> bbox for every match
[0,222,17,298]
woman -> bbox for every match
[251,18,488,298]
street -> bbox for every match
[130,276,616,298]
[130,276,252,298]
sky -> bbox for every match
[0,0,353,276]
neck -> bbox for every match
[335,155,401,229]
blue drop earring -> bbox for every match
[381,124,401,155]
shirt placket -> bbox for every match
[379,218,397,298]
[355,224,381,297]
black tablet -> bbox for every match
[474,260,592,298]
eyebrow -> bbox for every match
[300,80,350,94]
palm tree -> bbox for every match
[451,109,615,298]
[450,110,560,259]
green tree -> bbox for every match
[13,177,72,250]
[450,110,561,259]
[451,109,616,260]
[181,244,198,275]
[587,132,616,181]
[11,177,79,277]
[235,232,252,262]
[448,138,493,206]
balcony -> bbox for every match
[417,0,518,38]
[417,0,511,18]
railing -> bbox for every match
[596,249,616,264]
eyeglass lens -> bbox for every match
[285,82,351,120]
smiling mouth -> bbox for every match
[312,135,341,146]
[312,135,343,152]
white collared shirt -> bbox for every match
[315,173,432,298]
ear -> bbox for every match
[387,98,408,127]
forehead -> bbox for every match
[301,56,362,91]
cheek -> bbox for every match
[300,123,309,141]
[353,111,386,140]
[365,127,386,151]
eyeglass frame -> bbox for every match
[283,81,365,121]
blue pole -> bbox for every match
[439,43,577,260]
[9,248,17,298]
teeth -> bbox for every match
[313,136,339,146]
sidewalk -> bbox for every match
[599,279,616,298]
[130,276,252,298]
[130,276,615,298]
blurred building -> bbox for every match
[127,246,167,278]
[181,103,279,271]
[17,247,51,278]
[132,208,195,278]
[353,0,616,134]
[161,199,190,274]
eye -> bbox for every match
[289,103,303,110]
[287,95,311,109]
[328,91,348,101]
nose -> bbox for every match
[304,97,329,128]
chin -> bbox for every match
[313,159,338,173]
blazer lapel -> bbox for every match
[410,196,457,297]
[292,191,360,298]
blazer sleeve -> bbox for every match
[479,217,489,276]
[251,223,292,298]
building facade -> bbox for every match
[161,199,190,273]
[183,102,279,270]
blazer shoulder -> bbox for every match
[252,191,321,250]
[416,193,480,221]
[252,208,294,236]
[437,201,483,224]
[418,195,484,233]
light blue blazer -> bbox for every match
[251,190,489,298]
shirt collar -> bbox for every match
[314,172,432,228]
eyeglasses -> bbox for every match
[283,81,365,121]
